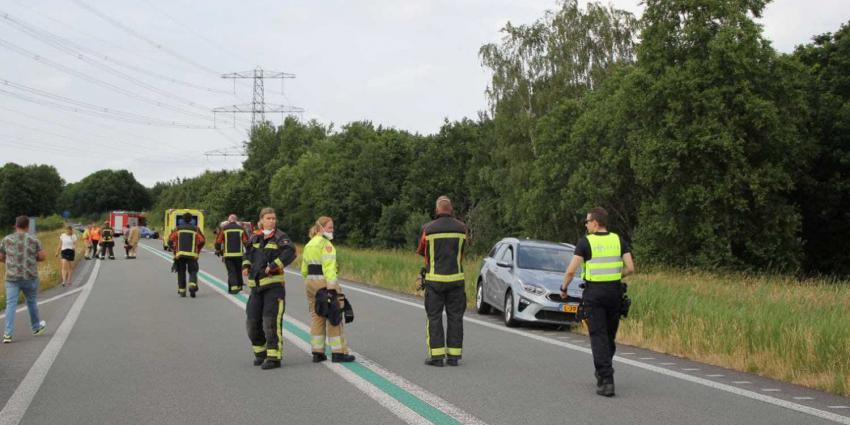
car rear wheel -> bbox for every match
[503,291,520,327]
[475,280,492,314]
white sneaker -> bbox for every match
[33,320,46,336]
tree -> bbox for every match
[61,169,151,217]
[0,163,64,227]
[628,0,808,270]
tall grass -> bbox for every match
[0,229,86,305]
[324,245,850,397]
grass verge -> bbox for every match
[323,245,850,397]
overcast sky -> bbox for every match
[1,0,848,186]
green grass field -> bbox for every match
[321,245,850,397]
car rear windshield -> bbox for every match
[517,245,573,273]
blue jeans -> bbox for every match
[5,279,41,337]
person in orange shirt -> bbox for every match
[88,222,101,260]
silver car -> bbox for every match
[475,238,584,327]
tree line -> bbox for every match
[5,0,849,276]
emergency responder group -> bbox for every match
[155,198,635,397]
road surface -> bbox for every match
[1,239,848,425]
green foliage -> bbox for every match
[0,163,64,229]
[792,22,850,275]
[36,214,67,232]
[60,169,151,217]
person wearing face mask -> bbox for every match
[301,216,355,363]
[560,207,635,397]
[242,207,297,370]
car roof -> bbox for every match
[499,237,575,250]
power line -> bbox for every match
[214,67,304,127]
[71,0,224,77]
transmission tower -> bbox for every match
[208,66,304,157]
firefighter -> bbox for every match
[417,196,469,367]
[301,216,355,363]
[99,221,115,260]
[168,212,205,298]
[88,222,101,260]
[215,214,248,294]
[242,207,296,370]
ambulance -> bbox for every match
[162,209,205,251]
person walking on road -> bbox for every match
[124,224,140,259]
[88,222,101,260]
[301,216,355,363]
[215,214,248,294]
[99,221,115,260]
[242,207,296,370]
[417,196,469,367]
[56,225,78,287]
[0,216,48,343]
[560,207,635,397]
[168,212,205,298]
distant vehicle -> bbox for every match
[71,223,87,234]
[109,211,146,236]
[138,226,159,239]
[476,238,584,327]
[162,208,205,250]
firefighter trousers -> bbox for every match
[424,280,466,360]
[175,257,199,294]
[99,242,114,259]
[246,284,286,360]
[224,257,244,292]
[305,278,348,355]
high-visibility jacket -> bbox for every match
[582,233,624,283]
[89,227,101,241]
[169,224,205,259]
[82,229,90,241]
[300,234,338,288]
[242,229,296,288]
[101,227,114,243]
[416,214,468,283]
[215,222,247,257]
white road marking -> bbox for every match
[762,389,782,392]
[660,362,676,366]
[639,357,656,360]
[682,368,700,371]
[0,260,101,425]
[706,375,725,378]
[733,381,752,384]
[795,397,815,401]
[0,260,94,320]
[142,244,486,425]
[310,271,850,425]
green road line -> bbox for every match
[143,245,460,425]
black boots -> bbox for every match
[261,358,281,370]
[332,353,355,363]
[446,358,459,367]
[424,358,444,367]
[253,353,267,366]
[596,376,615,397]
[312,353,327,363]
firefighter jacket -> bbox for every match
[416,214,468,283]
[168,224,205,259]
[215,222,248,257]
[300,234,338,288]
[101,227,115,244]
[242,229,296,288]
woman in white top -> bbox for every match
[56,226,78,287]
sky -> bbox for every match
[0,0,847,186]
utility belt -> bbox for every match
[577,281,631,319]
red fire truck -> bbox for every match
[109,211,146,236]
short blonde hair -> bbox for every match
[258,207,276,221]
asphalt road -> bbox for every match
[1,239,848,425]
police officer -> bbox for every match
[99,221,115,260]
[416,196,468,367]
[242,207,296,370]
[560,207,635,397]
[301,216,355,363]
[168,212,205,298]
[215,214,248,294]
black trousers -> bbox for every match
[246,284,286,359]
[224,257,244,290]
[583,282,624,380]
[99,242,114,259]
[88,240,99,258]
[424,280,466,359]
[175,257,199,292]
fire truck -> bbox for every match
[109,211,146,236]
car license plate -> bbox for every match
[561,304,577,313]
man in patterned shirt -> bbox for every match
[0,216,47,343]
